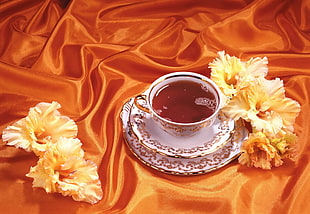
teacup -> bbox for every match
[134,72,223,137]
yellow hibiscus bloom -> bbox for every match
[222,79,300,136]
[26,137,103,204]
[209,51,243,98]
[209,51,268,100]
[2,101,78,155]
[239,131,298,169]
[238,132,282,169]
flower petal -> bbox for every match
[249,111,284,135]
[209,51,243,98]
[221,89,252,121]
[2,118,35,151]
[2,101,78,155]
[26,137,102,204]
[238,132,279,169]
[222,78,300,136]
[58,159,103,204]
[271,131,298,161]
[269,97,301,132]
[261,78,286,99]
[26,158,58,193]
[245,56,268,78]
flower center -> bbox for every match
[257,110,272,120]
[225,75,237,86]
[58,169,76,181]
[35,127,51,144]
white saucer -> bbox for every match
[130,97,235,158]
[121,98,249,176]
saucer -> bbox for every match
[130,97,235,158]
[121,98,249,176]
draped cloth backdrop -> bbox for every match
[0,0,310,213]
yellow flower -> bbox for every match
[238,132,283,169]
[209,51,300,169]
[271,131,297,160]
[26,137,103,204]
[209,51,243,98]
[222,79,300,135]
[239,131,298,169]
[2,102,78,155]
[209,51,268,100]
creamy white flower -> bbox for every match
[238,132,282,169]
[209,51,268,101]
[2,102,78,155]
[222,80,300,136]
[209,51,243,98]
[26,137,103,204]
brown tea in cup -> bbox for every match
[152,80,217,123]
[134,72,222,137]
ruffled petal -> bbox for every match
[261,78,286,99]
[221,90,252,120]
[209,51,243,98]
[269,97,301,131]
[2,118,35,151]
[209,51,269,100]
[26,158,58,193]
[238,130,298,169]
[249,111,283,135]
[26,137,102,204]
[2,101,78,155]
[244,56,268,78]
[238,132,279,169]
[58,159,103,204]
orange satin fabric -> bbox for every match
[0,0,309,213]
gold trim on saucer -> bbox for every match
[120,99,249,176]
[130,103,235,159]
[131,122,235,159]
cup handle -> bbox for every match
[134,94,151,113]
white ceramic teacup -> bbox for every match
[134,72,223,137]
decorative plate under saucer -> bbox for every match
[121,98,249,176]
[130,98,235,158]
